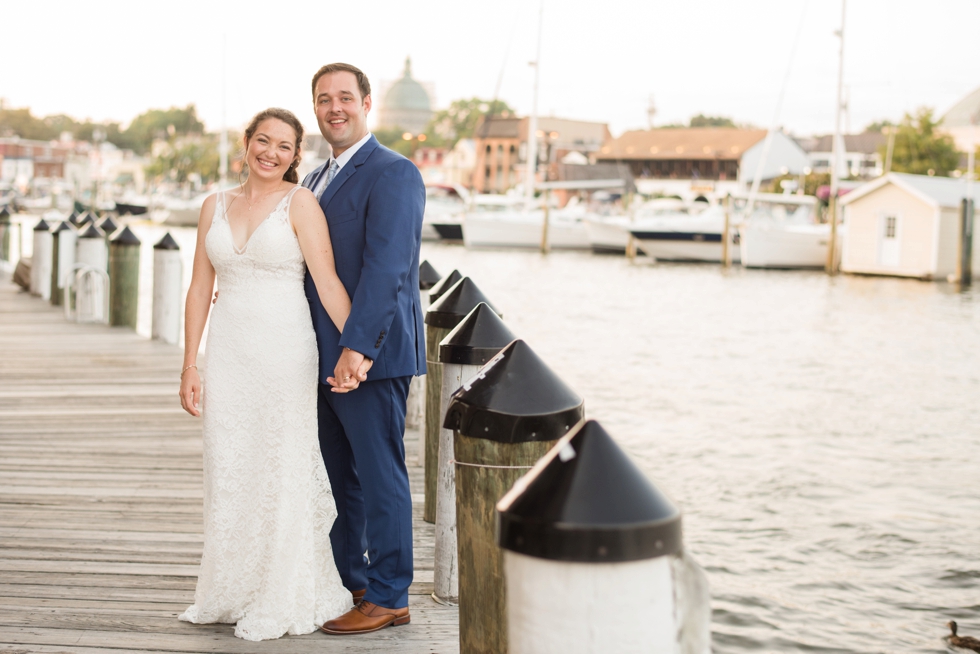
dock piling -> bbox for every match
[497,419,711,654]
[443,339,584,654]
[49,221,76,306]
[433,302,516,606]
[423,276,500,524]
[152,233,182,344]
[108,226,141,329]
[0,207,11,264]
[30,219,53,300]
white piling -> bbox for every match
[30,219,53,299]
[497,420,712,654]
[433,302,515,606]
[74,224,108,323]
[152,233,183,344]
[56,224,78,298]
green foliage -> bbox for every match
[0,104,204,155]
[766,172,831,197]
[123,105,205,154]
[428,97,515,145]
[689,114,737,128]
[0,108,57,140]
[864,119,894,133]
[145,137,220,184]
[883,107,960,176]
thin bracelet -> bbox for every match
[181,364,198,379]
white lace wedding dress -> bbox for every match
[179,187,351,641]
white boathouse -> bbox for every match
[840,172,979,280]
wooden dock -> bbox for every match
[0,276,459,653]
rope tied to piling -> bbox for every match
[451,459,534,470]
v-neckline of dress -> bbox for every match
[226,191,291,255]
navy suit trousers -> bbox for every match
[317,376,413,609]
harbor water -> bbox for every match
[12,215,980,653]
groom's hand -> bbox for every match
[328,347,371,393]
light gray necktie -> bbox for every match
[316,159,339,200]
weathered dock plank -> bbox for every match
[0,277,458,653]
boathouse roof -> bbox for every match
[841,171,980,209]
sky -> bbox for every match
[2,0,978,140]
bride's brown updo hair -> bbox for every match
[242,108,304,184]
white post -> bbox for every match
[433,359,480,605]
[152,233,183,344]
[433,300,514,607]
[31,221,53,300]
[505,553,675,654]
[406,290,430,430]
[497,420,712,654]
[75,226,108,322]
[56,226,78,294]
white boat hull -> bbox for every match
[584,218,630,254]
[630,231,740,263]
[464,212,590,250]
[739,223,829,269]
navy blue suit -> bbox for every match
[303,135,426,609]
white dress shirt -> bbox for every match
[313,131,373,199]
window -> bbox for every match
[884,215,897,239]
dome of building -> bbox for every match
[377,57,433,136]
[385,58,431,112]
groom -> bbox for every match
[302,63,426,634]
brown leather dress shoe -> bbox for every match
[320,601,411,635]
[351,589,366,606]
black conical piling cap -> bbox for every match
[0,206,11,222]
[497,419,682,562]
[98,215,118,235]
[154,232,180,250]
[34,218,51,232]
[67,210,81,225]
[428,268,462,303]
[443,339,583,444]
[439,302,517,366]
[78,211,95,226]
[79,223,104,239]
[419,260,441,290]
[110,225,141,246]
[425,277,500,329]
[52,220,73,233]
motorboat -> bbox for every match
[463,195,591,250]
[736,194,827,268]
[424,184,468,242]
[627,201,740,263]
[583,215,630,254]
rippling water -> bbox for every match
[415,244,980,654]
[28,216,980,653]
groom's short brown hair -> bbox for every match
[311,63,371,102]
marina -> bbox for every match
[2,231,979,651]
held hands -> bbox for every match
[180,367,202,417]
[328,347,373,393]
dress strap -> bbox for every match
[213,190,226,222]
[279,185,303,221]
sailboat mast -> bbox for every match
[524,2,543,208]
[219,33,229,185]
[826,0,845,273]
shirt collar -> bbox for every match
[333,132,373,171]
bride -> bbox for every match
[178,108,354,640]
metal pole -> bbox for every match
[524,1,543,209]
[826,0,846,275]
[539,189,551,254]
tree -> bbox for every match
[689,114,736,128]
[883,107,960,176]
[427,97,515,145]
[864,119,894,133]
[0,107,57,140]
[122,105,205,154]
[145,137,220,184]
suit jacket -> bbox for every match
[302,135,427,382]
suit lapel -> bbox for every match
[318,135,381,212]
